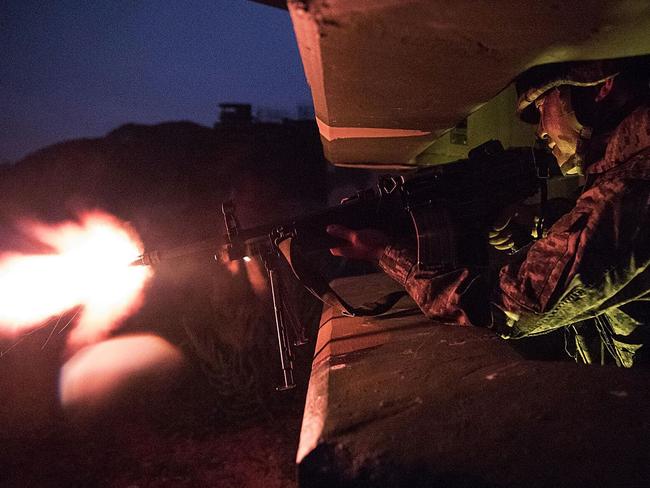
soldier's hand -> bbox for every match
[326,225,389,263]
[489,203,540,253]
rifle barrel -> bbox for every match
[130,238,224,266]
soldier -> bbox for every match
[327,56,650,367]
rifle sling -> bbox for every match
[277,237,406,317]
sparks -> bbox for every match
[0,211,152,346]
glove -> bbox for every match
[489,198,575,253]
[488,203,540,253]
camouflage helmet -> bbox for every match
[515,58,625,124]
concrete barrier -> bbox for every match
[297,273,650,487]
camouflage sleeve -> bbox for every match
[379,157,650,336]
[379,240,486,327]
[497,160,649,337]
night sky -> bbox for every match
[0,0,311,163]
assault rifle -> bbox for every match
[132,140,554,390]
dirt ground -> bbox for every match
[1,379,306,488]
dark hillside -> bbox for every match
[0,119,328,247]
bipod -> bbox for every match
[263,251,296,392]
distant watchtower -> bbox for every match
[219,103,253,125]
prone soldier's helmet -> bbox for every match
[514,55,650,173]
[516,55,650,124]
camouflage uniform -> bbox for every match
[380,106,650,367]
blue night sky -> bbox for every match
[0,1,311,162]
